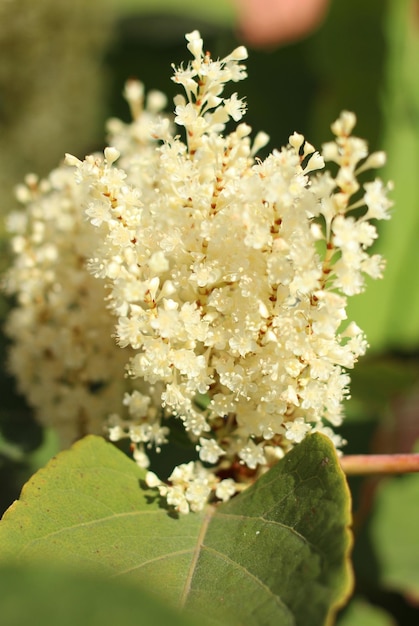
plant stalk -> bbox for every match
[340,453,419,475]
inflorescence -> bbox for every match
[4,31,392,512]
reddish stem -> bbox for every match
[340,453,419,476]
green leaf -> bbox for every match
[110,0,235,25]
[336,597,396,626]
[369,474,419,600]
[346,0,419,352]
[0,562,197,626]
[350,357,419,411]
[0,433,352,626]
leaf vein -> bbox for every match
[201,545,290,611]
[112,548,195,577]
[213,512,322,558]
[179,506,215,607]
[17,509,172,557]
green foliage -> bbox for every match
[346,0,419,352]
[369,474,419,600]
[1,0,419,623]
[345,356,419,426]
[0,434,352,626]
[0,563,197,626]
[114,0,234,24]
[0,0,111,222]
[336,597,395,626]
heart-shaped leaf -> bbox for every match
[0,433,352,626]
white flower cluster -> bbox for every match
[3,78,170,448]
[3,168,131,447]
[4,31,392,513]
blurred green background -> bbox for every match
[1,0,419,624]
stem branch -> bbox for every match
[340,453,419,476]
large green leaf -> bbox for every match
[0,433,352,626]
[369,474,419,600]
[346,0,419,352]
[336,597,395,626]
[0,562,197,626]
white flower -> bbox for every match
[239,440,266,469]
[197,437,225,464]
[132,445,150,468]
[186,479,212,513]
[215,479,237,502]
[145,470,161,488]
[223,93,247,122]
[4,31,391,512]
[285,418,312,444]
[364,179,393,220]
[3,165,130,447]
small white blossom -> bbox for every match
[197,437,225,464]
[215,479,238,502]
[239,439,266,469]
[285,418,312,444]
[363,179,393,220]
[145,470,161,488]
[132,445,150,468]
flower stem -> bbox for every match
[340,453,419,475]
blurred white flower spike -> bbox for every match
[5,31,392,513]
